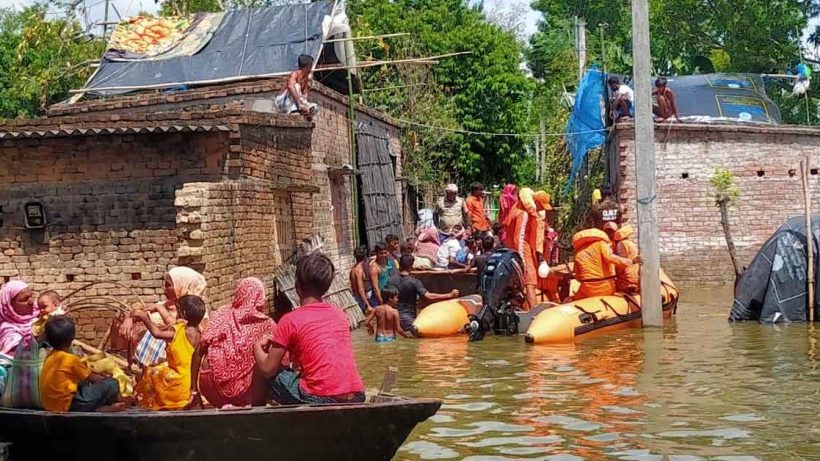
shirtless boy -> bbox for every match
[365,286,407,343]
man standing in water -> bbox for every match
[392,255,460,333]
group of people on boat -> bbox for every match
[0,253,365,413]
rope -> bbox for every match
[392,116,607,138]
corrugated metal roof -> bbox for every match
[0,124,232,139]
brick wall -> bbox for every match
[0,131,228,340]
[614,123,820,286]
[175,181,295,310]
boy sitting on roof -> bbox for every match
[254,253,365,405]
[275,54,319,121]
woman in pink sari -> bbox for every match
[197,277,276,408]
[0,281,39,357]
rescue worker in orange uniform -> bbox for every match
[612,224,640,293]
[572,228,641,300]
[506,188,552,310]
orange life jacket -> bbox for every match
[573,229,617,299]
[613,225,639,291]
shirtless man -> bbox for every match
[364,286,408,343]
[275,54,318,120]
[349,245,372,313]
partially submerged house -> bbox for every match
[0,2,404,339]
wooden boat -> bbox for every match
[0,396,441,461]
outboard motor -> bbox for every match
[467,248,526,341]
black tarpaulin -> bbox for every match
[83,2,343,95]
[731,216,820,323]
[610,73,781,125]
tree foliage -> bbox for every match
[347,0,534,186]
[0,6,104,119]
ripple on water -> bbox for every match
[460,435,565,448]
[429,414,456,423]
[607,448,663,461]
[718,413,766,422]
[441,402,496,412]
[513,391,575,401]
[444,394,472,400]
[600,405,643,415]
[583,432,622,443]
[400,441,460,460]
[535,415,608,432]
[462,456,584,461]
[656,428,752,440]
[430,421,534,438]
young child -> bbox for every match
[40,316,120,412]
[37,290,64,314]
[492,222,505,249]
[365,286,408,343]
[254,253,365,405]
[470,235,496,293]
[349,245,372,314]
[133,295,205,410]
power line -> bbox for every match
[391,116,606,138]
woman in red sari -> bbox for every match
[196,277,276,408]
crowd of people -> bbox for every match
[0,179,645,414]
[0,253,365,413]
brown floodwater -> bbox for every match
[353,288,820,460]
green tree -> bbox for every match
[348,0,534,185]
[0,6,103,119]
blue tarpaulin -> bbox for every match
[565,67,606,192]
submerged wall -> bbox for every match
[614,123,820,286]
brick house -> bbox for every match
[0,80,402,341]
[613,122,820,287]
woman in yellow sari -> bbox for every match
[133,295,206,410]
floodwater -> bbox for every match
[353,288,820,460]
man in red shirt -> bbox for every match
[465,182,490,235]
[254,253,365,404]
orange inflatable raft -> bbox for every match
[524,271,680,344]
[411,295,482,338]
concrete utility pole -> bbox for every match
[575,16,587,79]
[631,0,663,326]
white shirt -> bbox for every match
[615,84,634,103]
[436,239,462,269]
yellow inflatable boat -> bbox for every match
[411,295,482,338]
[524,274,680,344]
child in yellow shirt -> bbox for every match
[40,316,120,412]
[133,295,204,410]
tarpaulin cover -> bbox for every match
[612,73,781,125]
[84,2,337,95]
[565,66,606,192]
[731,216,820,323]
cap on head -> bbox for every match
[445,184,458,193]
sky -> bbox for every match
[7,0,544,40]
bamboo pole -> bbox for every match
[323,32,410,44]
[803,157,816,322]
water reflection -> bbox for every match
[353,287,820,460]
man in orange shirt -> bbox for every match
[465,182,490,235]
